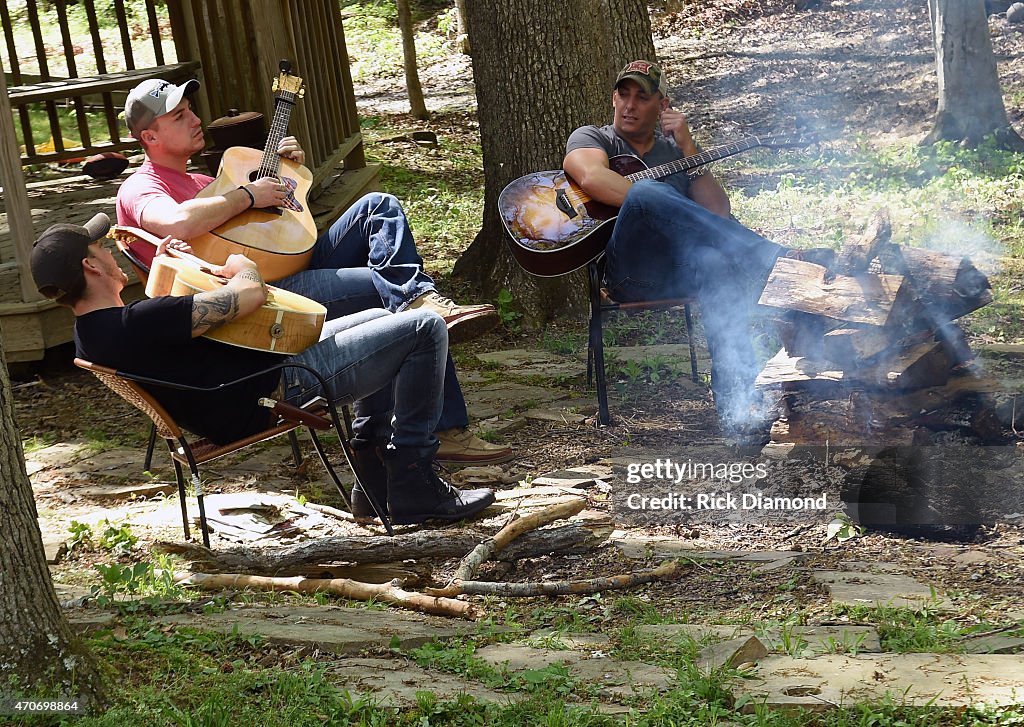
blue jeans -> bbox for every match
[604,180,784,425]
[283,308,446,454]
[274,192,468,433]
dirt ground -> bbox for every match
[13,0,1024,612]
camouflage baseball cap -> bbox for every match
[124,78,200,138]
[614,60,667,96]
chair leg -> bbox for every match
[588,261,611,425]
[684,304,700,384]
[287,429,303,467]
[144,423,157,472]
[166,440,191,541]
[177,440,210,548]
[312,404,395,536]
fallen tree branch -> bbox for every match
[448,560,682,597]
[177,572,481,620]
[155,514,611,574]
[450,498,587,587]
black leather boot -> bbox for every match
[349,444,388,520]
[385,448,495,525]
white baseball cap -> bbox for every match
[124,78,200,138]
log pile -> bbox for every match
[755,210,1002,451]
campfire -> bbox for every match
[754,209,1001,453]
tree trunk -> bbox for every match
[603,0,657,82]
[397,0,430,120]
[455,0,654,325]
[924,0,1024,149]
[454,0,470,55]
[0,337,104,708]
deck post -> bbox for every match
[0,69,41,304]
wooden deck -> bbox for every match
[0,161,379,364]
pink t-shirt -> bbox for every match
[116,159,215,228]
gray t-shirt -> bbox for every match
[565,124,694,198]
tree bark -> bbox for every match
[0,335,104,708]
[454,0,656,326]
[397,0,430,120]
[924,0,1024,149]
[156,515,613,573]
[603,0,657,82]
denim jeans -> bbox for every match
[276,192,434,312]
[273,192,469,433]
[604,180,784,426]
[283,308,446,453]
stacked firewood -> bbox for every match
[755,210,1003,451]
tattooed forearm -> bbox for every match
[192,288,240,334]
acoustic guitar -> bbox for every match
[110,226,326,356]
[188,60,317,282]
[499,134,811,277]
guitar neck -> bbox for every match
[623,137,763,183]
[112,225,218,273]
[257,93,297,178]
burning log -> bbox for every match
[755,210,1002,453]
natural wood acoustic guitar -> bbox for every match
[499,134,811,277]
[189,60,317,282]
[110,225,326,356]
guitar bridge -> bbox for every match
[555,189,579,219]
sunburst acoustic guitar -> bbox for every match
[189,60,316,282]
[499,134,811,277]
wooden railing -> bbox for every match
[1,0,196,165]
[170,0,366,190]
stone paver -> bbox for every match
[812,570,949,610]
[961,633,1024,654]
[465,383,570,420]
[475,643,674,700]
[697,636,769,672]
[476,349,580,380]
[159,605,479,654]
[64,447,154,477]
[328,657,521,708]
[739,654,1024,710]
[25,442,92,476]
[636,624,881,655]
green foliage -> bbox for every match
[495,288,523,329]
[66,519,94,552]
[91,555,184,609]
[97,520,139,555]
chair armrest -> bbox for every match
[259,397,332,430]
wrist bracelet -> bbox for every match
[239,185,255,209]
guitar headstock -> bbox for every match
[272,59,305,100]
[754,132,818,149]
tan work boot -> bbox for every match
[435,428,514,465]
[407,291,499,345]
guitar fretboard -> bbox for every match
[256,91,297,179]
[623,137,764,182]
